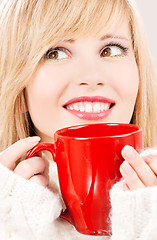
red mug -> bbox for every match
[27,123,142,235]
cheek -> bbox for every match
[112,60,139,99]
[26,65,65,108]
[107,60,139,123]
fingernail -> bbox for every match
[122,145,135,159]
[121,161,133,175]
[27,136,41,143]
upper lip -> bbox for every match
[63,96,115,107]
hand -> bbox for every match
[120,145,157,190]
[0,137,48,187]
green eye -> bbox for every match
[43,47,69,61]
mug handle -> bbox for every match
[26,142,56,160]
[26,142,74,225]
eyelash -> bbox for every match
[42,42,129,60]
[43,47,70,60]
[100,42,129,56]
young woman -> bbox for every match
[0,0,157,239]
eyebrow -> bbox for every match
[100,34,129,42]
[63,39,75,43]
[63,34,129,43]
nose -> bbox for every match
[74,61,105,88]
[79,78,104,87]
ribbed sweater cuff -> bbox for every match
[0,162,58,201]
[110,147,157,240]
[0,163,62,239]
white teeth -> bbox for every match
[66,102,111,113]
[69,105,74,110]
[79,104,85,112]
[85,103,93,113]
[104,103,110,111]
[73,103,80,111]
[93,102,101,113]
[100,103,105,112]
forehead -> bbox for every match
[35,0,133,52]
[60,18,131,44]
[102,18,131,39]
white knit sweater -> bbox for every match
[0,148,157,240]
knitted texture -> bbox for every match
[110,147,157,240]
[110,182,157,240]
[0,147,156,239]
[140,147,157,158]
[0,163,62,240]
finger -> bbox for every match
[14,157,46,179]
[122,182,130,191]
[0,137,40,170]
[120,161,145,190]
[144,155,157,175]
[29,174,48,187]
[121,145,157,187]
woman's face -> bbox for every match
[25,19,139,142]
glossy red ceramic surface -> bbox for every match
[27,123,143,235]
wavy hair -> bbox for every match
[0,0,156,150]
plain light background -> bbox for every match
[136,0,157,69]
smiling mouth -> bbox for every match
[64,101,114,113]
[63,96,115,120]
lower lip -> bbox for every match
[64,107,113,120]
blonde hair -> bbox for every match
[0,0,156,150]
